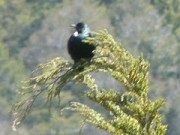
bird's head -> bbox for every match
[71,22,90,37]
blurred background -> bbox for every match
[0,0,179,134]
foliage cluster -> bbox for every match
[13,30,167,135]
[0,0,179,134]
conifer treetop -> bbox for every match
[12,30,167,135]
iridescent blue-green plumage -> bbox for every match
[68,22,95,64]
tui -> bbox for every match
[67,22,95,67]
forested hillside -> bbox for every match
[0,0,179,134]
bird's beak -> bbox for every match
[70,24,76,27]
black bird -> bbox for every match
[67,22,95,65]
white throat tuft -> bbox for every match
[73,31,78,37]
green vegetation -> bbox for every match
[12,30,167,134]
[0,0,179,134]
